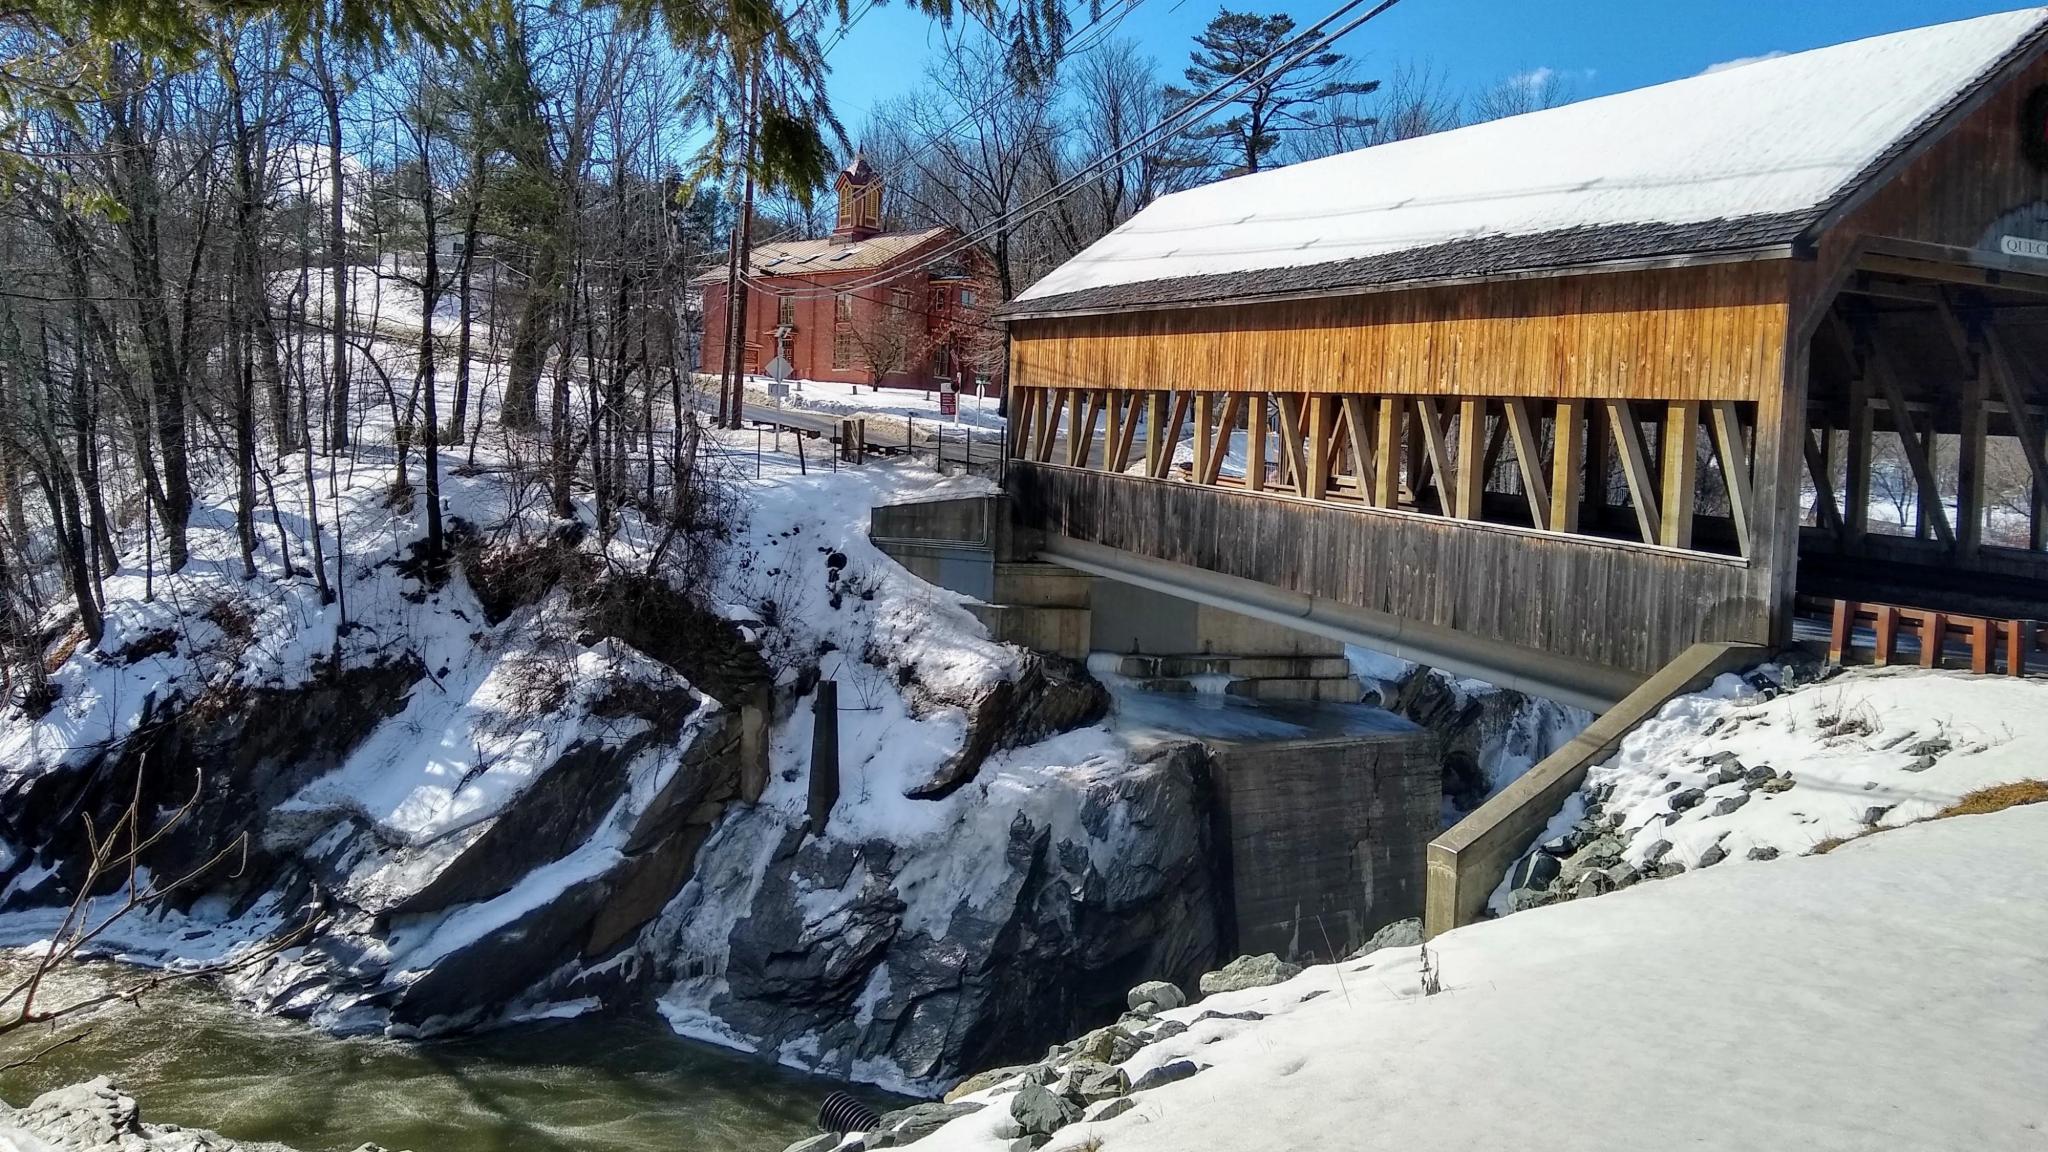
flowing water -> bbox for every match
[0,960,876,1152]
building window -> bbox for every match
[777,293,795,327]
[959,288,976,307]
[933,343,953,379]
[832,292,855,369]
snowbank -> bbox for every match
[911,799,2048,1152]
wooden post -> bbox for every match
[1874,604,1898,666]
[1191,392,1213,483]
[808,680,839,835]
[1604,399,1661,544]
[1454,399,1486,520]
[1275,393,1308,492]
[1247,392,1268,492]
[1306,395,1333,501]
[1918,611,1946,669]
[1844,375,1872,548]
[1708,400,1753,559]
[1145,391,1169,476]
[1660,400,1699,549]
[1957,362,1987,558]
[1503,397,1549,530]
[1550,399,1583,534]
[1373,397,1401,508]
[1829,599,1856,665]
[1104,389,1122,472]
[1966,616,1992,675]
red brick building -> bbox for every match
[698,155,998,394]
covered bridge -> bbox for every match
[999,8,2048,707]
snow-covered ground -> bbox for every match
[910,797,2048,1152]
[734,374,1007,433]
[1507,665,2048,898]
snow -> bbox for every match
[738,374,1007,433]
[1583,665,2048,867]
[915,800,2048,1152]
[1020,9,2047,301]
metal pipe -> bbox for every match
[1037,534,1637,713]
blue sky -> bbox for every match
[819,0,2030,129]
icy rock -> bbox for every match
[1539,830,1582,857]
[1575,834,1626,868]
[945,1065,1033,1103]
[1128,980,1186,1012]
[1651,861,1687,880]
[1709,793,1750,817]
[1904,755,1939,773]
[1758,774,1796,794]
[1347,917,1423,960]
[782,1136,843,1152]
[1742,764,1779,784]
[1747,846,1781,861]
[1069,1025,1141,1066]
[1861,805,1895,825]
[1641,839,1675,866]
[1146,1019,1191,1042]
[1010,1086,1081,1137]
[1006,1137,1050,1152]
[1084,1098,1140,1123]
[0,1077,358,1152]
[1195,1008,1267,1023]
[1070,1063,1131,1104]
[1607,865,1641,890]
[1199,953,1302,995]
[1698,842,1728,868]
[1131,1060,1203,1092]
[1574,871,1613,899]
[1510,852,1561,892]
[870,1101,984,1146]
[1668,787,1707,812]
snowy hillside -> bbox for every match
[898,795,2048,1152]
[1497,665,2048,912]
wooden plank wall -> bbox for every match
[1011,463,1771,677]
[1010,262,1790,403]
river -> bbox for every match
[0,960,874,1152]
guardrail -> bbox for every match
[1825,599,2044,676]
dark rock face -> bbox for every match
[693,741,1224,1086]
[1385,665,1585,814]
[907,655,1110,801]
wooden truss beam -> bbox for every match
[1604,399,1661,544]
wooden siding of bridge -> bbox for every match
[1012,463,1771,677]
[1009,262,1791,404]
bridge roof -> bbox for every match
[1007,8,2048,317]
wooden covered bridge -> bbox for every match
[996,8,2048,709]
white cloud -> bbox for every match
[1510,66,1557,93]
[1699,50,1788,76]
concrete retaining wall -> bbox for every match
[1210,729,1441,959]
[1422,641,1768,939]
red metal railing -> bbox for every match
[1828,599,2044,675]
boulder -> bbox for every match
[1347,917,1422,960]
[0,1077,362,1152]
[1198,953,1302,996]
[1709,793,1750,818]
[870,1101,983,1147]
[945,1065,1032,1103]
[1127,980,1186,1012]
[1084,1098,1140,1123]
[1146,1019,1190,1042]
[1009,1086,1080,1138]
[782,1136,843,1152]
[1510,852,1561,892]
[1697,842,1728,869]
[1668,787,1707,812]
[1131,1059,1203,1092]
[1747,845,1781,861]
[1640,839,1674,867]
[1068,1063,1130,1104]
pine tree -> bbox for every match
[1168,8,1379,176]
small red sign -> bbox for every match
[939,390,958,416]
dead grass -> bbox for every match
[1937,779,2048,818]
[1807,779,2048,855]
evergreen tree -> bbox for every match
[1168,8,1379,176]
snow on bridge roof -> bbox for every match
[1009,8,2048,316]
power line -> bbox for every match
[743,0,1406,302]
